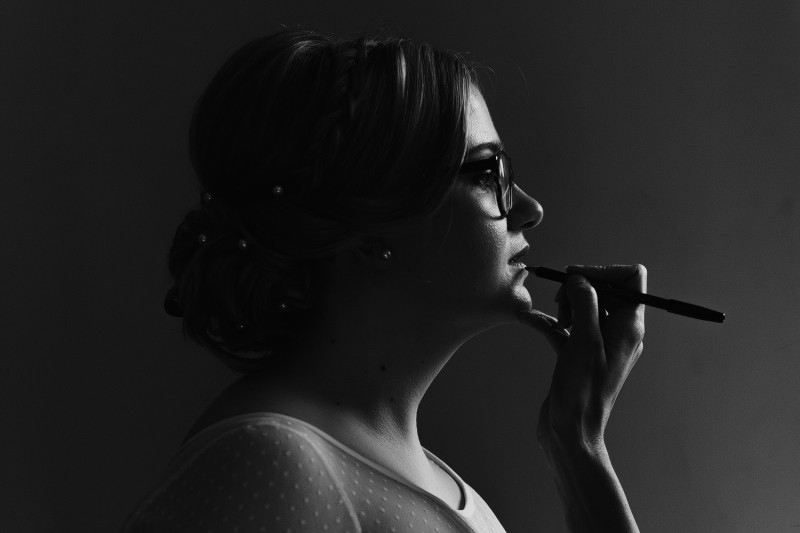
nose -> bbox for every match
[507,184,543,231]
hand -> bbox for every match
[518,264,646,451]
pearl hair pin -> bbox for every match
[194,187,394,320]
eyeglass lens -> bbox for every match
[498,153,513,213]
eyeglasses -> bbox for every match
[458,150,515,217]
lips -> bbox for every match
[509,245,529,264]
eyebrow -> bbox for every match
[465,140,504,161]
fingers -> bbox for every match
[554,285,571,328]
[528,264,648,448]
[566,264,646,365]
[567,264,646,332]
[563,274,603,348]
[566,264,647,293]
[521,264,647,359]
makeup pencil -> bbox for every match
[526,266,725,323]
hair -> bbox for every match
[165,29,480,372]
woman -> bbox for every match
[123,29,645,533]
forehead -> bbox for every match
[465,88,500,155]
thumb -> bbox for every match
[517,310,570,351]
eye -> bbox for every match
[475,172,498,191]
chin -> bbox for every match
[494,285,533,324]
[512,287,533,312]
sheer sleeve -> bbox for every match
[122,422,362,533]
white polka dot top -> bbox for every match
[122,412,507,533]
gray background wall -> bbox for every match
[4,1,800,531]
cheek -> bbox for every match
[428,220,506,283]
[463,224,504,267]
[400,189,507,281]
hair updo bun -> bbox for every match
[165,29,479,373]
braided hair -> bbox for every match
[165,29,479,372]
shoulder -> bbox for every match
[123,417,360,533]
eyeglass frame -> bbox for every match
[457,150,515,218]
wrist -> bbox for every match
[539,433,639,533]
[539,424,608,463]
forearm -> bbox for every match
[542,436,640,533]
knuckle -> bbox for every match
[628,324,645,348]
[567,275,593,292]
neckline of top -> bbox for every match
[179,411,473,515]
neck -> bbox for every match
[277,312,471,441]
[249,285,491,472]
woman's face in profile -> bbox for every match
[390,88,544,327]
